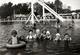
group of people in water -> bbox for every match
[7,19,73,51]
[26,29,52,41]
[8,28,72,49]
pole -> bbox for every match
[31,0,35,24]
[43,5,45,20]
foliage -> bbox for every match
[13,3,31,14]
[0,0,72,19]
[0,2,13,18]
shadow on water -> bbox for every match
[0,40,80,55]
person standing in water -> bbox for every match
[54,33,61,46]
[46,30,51,40]
[8,30,19,45]
[26,30,33,41]
[63,33,72,51]
[26,30,37,41]
[36,29,41,39]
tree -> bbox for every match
[34,3,43,16]
[13,3,31,14]
[54,0,63,13]
[0,2,13,18]
[45,2,56,13]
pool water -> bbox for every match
[0,21,80,55]
[0,40,79,55]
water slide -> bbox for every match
[37,0,65,22]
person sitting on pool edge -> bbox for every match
[8,30,20,45]
[63,33,72,51]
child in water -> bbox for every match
[36,29,41,39]
[8,30,19,44]
[63,33,72,41]
[41,30,46,40]
[46,31,51,40]
[63,33,72,51]
[26,30,36,41]
[26,30,33,41]
[54,33,61,45]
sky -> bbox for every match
[0,0,80,10]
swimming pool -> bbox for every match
[0,40,79,55]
